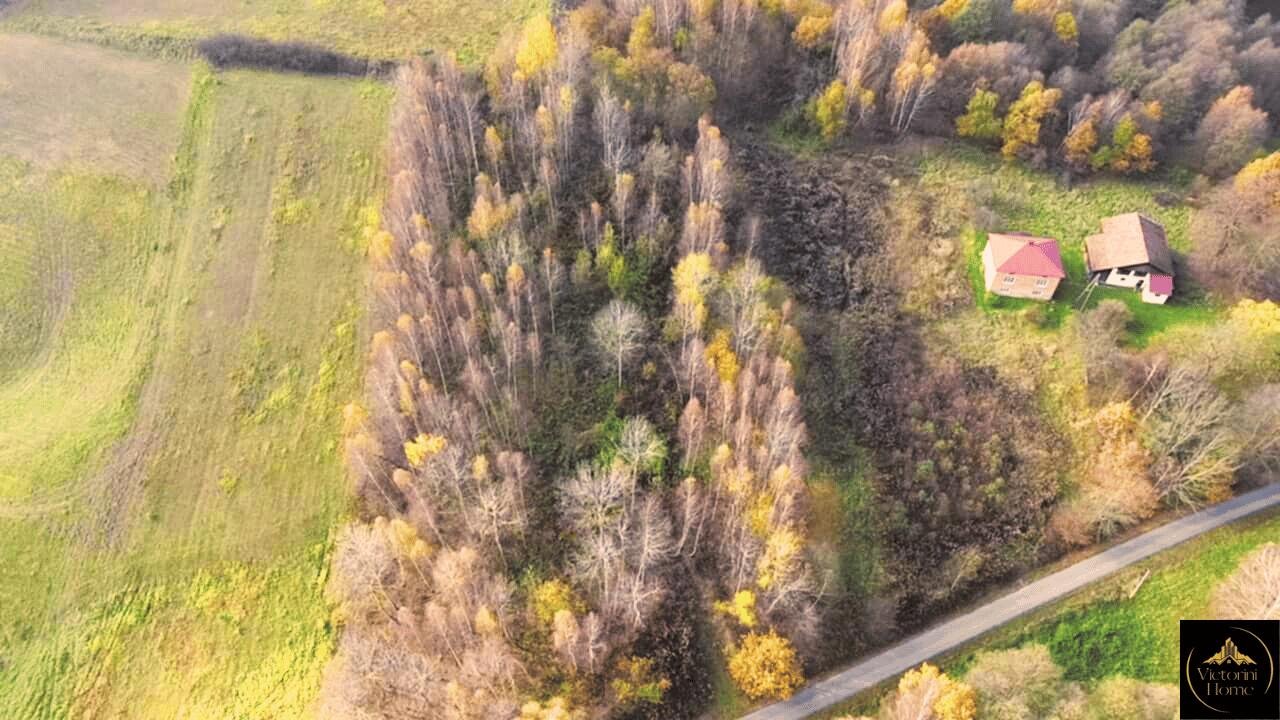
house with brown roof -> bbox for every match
[982,232,1066,301]
[1084,213,1174,304]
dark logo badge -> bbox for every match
[1181,620,1279,719]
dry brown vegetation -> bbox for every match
[0,33,190,183]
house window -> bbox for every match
[1003,275,1016,284]
[1035,278,1049,287]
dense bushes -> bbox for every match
[882,360,1058,620]
[762,0,1280,178]
[197,34,393,76]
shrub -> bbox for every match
[727,631,805,700]
[197,34,391,76]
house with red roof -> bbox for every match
[1084,213,1174,304]
[981,232,1066,301]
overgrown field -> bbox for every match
[0,49,390,716]
[3,0,549,61]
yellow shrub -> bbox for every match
[1230,299,1280,338]
[811,79,849,140]
[727,631,805,700]
[1053,11,1078,42]
[530,578,584,626]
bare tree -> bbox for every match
[596,89,633,176]
[591,299,646,386]
[1212,543,1280,620]
[1234,385,1280,483]
[1141,364,1240,508]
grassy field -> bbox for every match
[0,33,190,182]
[921,144,1219,345]
[0,50,390,717]
[3,0,549,62]
[814,508,1280,718]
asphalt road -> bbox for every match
[740,482,1280,720]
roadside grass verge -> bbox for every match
[813,508,1280,718]
[956,508,1280,684]
[4,0,550,62]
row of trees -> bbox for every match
[838,647,1178,720]
[668,120,824,698]
[327,49,566,715]
[776,0,1280,178]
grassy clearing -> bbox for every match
[5,0,550,62]
[923,143,1219,345]
[0,160,162,502]
[813,508,1280,718]
[0,64,389,718]
[0,32,190,183]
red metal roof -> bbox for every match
[1148,273,1173,295]
[989,234,1066,278]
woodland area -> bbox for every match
[320,0,1280,717]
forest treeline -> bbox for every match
[320,0,1280,717]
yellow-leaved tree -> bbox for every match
[1001,81,1061,159]
[515,15,559,78]
[727,630,805,700]
[1235,151,1280,206]
[811,79,849,141]
[881,663,977,720]
[793,12,835,49]
[955,88,1002,142]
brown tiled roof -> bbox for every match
[1085,213,1174,275]
[987,233,1066,278]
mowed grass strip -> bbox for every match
[0,66,389,718]
[0,160,165,503]
[5,0,551,62]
